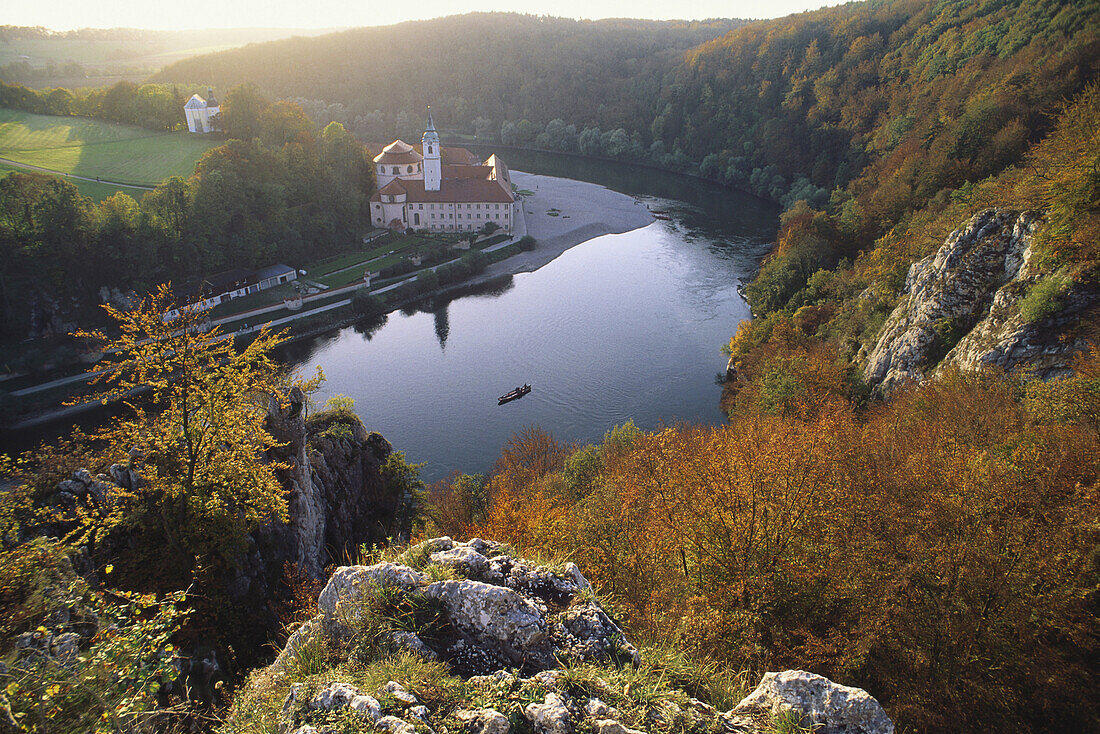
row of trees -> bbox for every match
[0,89,375,340]
[0,79,211,131]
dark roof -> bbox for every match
[202,268,256,293]
[255,263,295,280]
[371,177,512,204]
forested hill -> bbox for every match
[150,14,746,133]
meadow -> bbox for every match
[0,108,217,186]
[0,160,133,201]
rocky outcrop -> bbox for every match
[259,538,894,734]
[862,209,1096,394]
[734,670,893,734]
[262,387,406,579]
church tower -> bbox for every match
[422,106,441,192]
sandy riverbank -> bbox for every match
[487,170,654,277]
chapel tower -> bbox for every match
[422,106,441,192]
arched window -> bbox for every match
[392,166,399,174]
[427,145,433,154]
[407,165,413,173]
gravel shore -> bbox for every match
[487,170,654,277]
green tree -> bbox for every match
[70,283,290,568]
[220,82,271,141]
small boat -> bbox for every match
[652,213,672,221]
[498,383,532,405]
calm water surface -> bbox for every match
[284,153,778,481]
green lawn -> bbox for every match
[0,160,138,201]
[0,108,218,186]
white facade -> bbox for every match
[184,92,219,134]
[423,107,442,191]
[371,199,513,233]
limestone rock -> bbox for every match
[593,720,644,734]
[734,670,893,734]
[862,209,1095,394]
[318,564,427,633]
[309,682,361,710]
[349,694,382,721]
[382,680,419,705]
[376,715,418,734]
[524,692,574,734]
[455,708,512,734]
[424,579,550,667]
[584,698,619,720]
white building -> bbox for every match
[369,108,514,234]
[184,89,220,134]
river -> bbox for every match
[281,150,779,482]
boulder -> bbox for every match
[424,579,550,667]
[455,708,512,734]
[734,670,893,734]
[524,692,574,734]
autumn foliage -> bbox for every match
[431,357,1100,732]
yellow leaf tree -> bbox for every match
[71,283,289,573]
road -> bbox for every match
[0,156,155,191]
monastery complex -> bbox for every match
[368,109,516,234]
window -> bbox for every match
[407,165,413,173]
[495,204,500,209]
[428,145,433,154]
[418,203,423,209]
[476,204,481,210]
[392,167,399,174]
[414,213,420,225]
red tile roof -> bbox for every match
[370,177,512,204]
[378,178,408,195]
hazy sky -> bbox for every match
[11,0,851,31]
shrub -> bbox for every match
[352,291,387,319]
[1019,274,1068,323]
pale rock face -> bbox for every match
[423,579,548,665]
[593,720,645,734]
[376,715,418,734]
[309,682,361,710]
[524,692,574,734]
[430,544,491,578]
[317,563,428,633]
[382,680,419,705]
[862,209,1095,394]
[455,708,512,734]
[584,698,618,720]
[348,694,382,720]
[389,629,439,660]
[734,670,894,734]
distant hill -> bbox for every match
[0,26,340,89]
[150,13,749,132]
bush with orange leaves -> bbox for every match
[439,363,1100,732]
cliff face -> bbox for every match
[862,209,1096,394]
[250,388,407,588]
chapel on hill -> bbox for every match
[368,109,515,234]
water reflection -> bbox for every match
[286,157,777,481]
